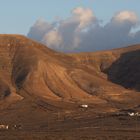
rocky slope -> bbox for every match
[0,34,140,113]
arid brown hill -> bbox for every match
[0,34,140,113]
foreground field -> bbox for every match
[0,130,140,140]
[0,111,140,140]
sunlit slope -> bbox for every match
[0,35,140,111]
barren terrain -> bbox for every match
[0,35,140,139]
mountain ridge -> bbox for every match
[0,34,140,113]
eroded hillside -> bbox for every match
[0,34,140,113]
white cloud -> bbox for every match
[27,18,54,41]
[72,7,96,29]
[42,30,63,50]
[113,11,138,24]
[27,8,140,52]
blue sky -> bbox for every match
[0,0,140,35]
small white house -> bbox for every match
[135,112,140,116]
[80,104,88,108]
[0,125,9,130]
[128,112,135,116]
[128,112,140,117]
